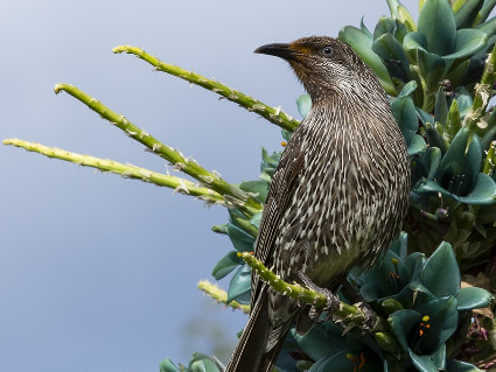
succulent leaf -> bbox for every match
[408,344,446,372]
[443,29,487,60]
[398,80,418,97]
[474,0,496,25]
[296,94,312,119]
[227,264,251,304]
[212,251,243,280]
[188,353,223,372]
[446,359,484,371]
[338,26,397,95]
[373,33,411,81]
[239,180,269,203]
[420,241,460,297]
[360,17,373,38]
[434,87,449,124]
[456,286,494,309]
[226,223,255,252]
[418,49,447,91]
[293,323,348,362]
[436,127,482,194]
[454,0,484,28]
[160,359,180,372]
[418,0,457,56]
[416,173,496,204]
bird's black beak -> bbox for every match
[254,43,296,61]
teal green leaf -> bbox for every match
[411,147,441,186]
[421,241,460,297]
[239,180,269,203]
[281,129,292,141]
[409,345,446,371]
[293,324,347,362]
[434,87,449,124]
[408,351,437,372]
[477,15,496,34]
[455,0,484,28]
[403,31,428,60]
[227,264,251,304]
[189,359,220,372]
[160,359,179,372]
[391,96,419,144]
[398,80,418,97]
[408,135,428,155]
[212,251,243,280]
[432,344,447,370]
[447,359,483,371]
[426,147,442,179]
[372,33,410,79]
[308,351,355,372]
[424,123,447,154]
[389,309,422,351]
[360,17,373,38]
[415,297,459,350]
[250,211,262,229]
[373,17,398,40]
[418,0,457,55]
[386,0,401,18]
[418,49,446,90]
[260,148,281,178]
[443,29,487,59]
[416,107,435,124]
[391,231,408,257]
[189,353,222,372]
[438,127,482,193]
[446,58,471,86]
[455,87,473,116]
[296,94,312,118]
[456,286,494,310]
[338,26,396,95]
[416,173,496,204]
[226,223,255,252]
[476,0,496,25]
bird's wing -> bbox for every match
[250,129,305,311]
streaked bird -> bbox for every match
[226,36,410,372]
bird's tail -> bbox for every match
[225,289,287,372]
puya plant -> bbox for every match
[4,0,496,371]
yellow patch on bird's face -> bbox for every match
[289,42,312,56]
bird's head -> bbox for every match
[255,36,381,103]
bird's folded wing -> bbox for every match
[250,130,305,311]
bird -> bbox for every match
[225,36,410,372]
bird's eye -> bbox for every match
[322,46,333,57]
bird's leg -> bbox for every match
[297,272,339,323]
[297,272,378,331]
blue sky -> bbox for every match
[1,1,417,371]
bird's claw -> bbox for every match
[298,272,339,323]
[353,301,378,331]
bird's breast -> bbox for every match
[274,108,410,286]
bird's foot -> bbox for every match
[297,272,339,323]
[353,301,379,331]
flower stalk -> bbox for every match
[3,138,225,203]
[197,280,250,314]
[112,45,300,132]
[237,252,398,353]
[53,83,261,215]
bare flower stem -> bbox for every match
[112,45,300,132]
[3,139,225,204]
[197,280,250,314]
[237,252,398,353]
[53,83,261,215]
[464,45,496,133]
